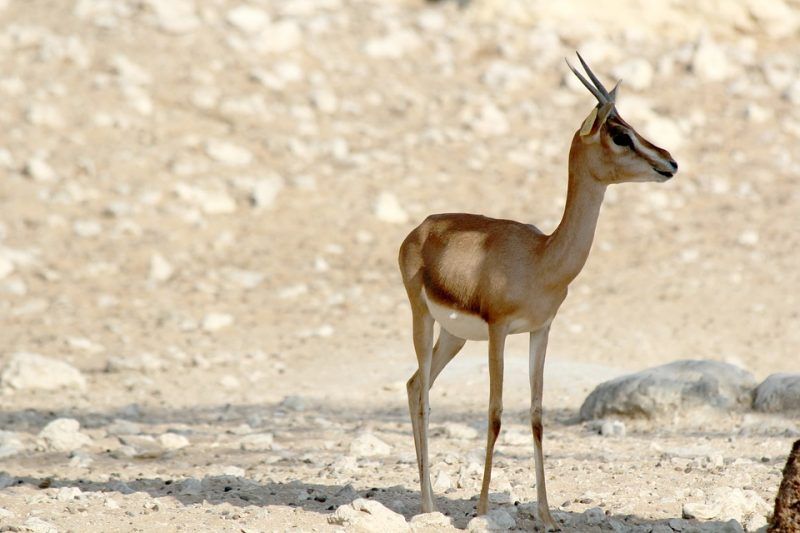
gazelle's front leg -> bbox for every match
[530,326,559,530]
[478,322,508,515]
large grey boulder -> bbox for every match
[580,360,756,420]
[753,374,800,412]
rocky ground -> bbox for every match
[1,0,800,531]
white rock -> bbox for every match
[251,174,285,208]
[116,435,165,458]
[600,420,626,437]
[39,418,92,452]
[73,219,102,237]
[27,103,65,128]
[467,509,515,531]
[222,268,264,288]
[158,432,189,450]
[202,312,234,331]
[56,486,83,501]
[205,140,253,166]
[612,58,654,91]
[0,507,14,519]
[374,192,409,224]
[643,116,685,150]
[1,352,86,392]
[410,512,453,530]
[350,432,392,457]
[251,20,301,53]
[149,253,174,282]
[106,352,165,373]
[329,498,410,532]
[746,0,800,38]
[786,79,800,105]
[311,88,338,114]
[443,423,479,440]
[147,0,199,34]
[692,36,733,82]
[110,54,152,85]
[737,230,759,246]
[239,433,274,451]
[364,30,421,59]
[0,431,25,458]
[25,157,58,181]
[469,102,509,137]
[23,517,58,533]
[226,5,270,34]
[0,255,13,280]
[432,470,451,492]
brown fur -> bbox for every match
[769,439,800,532]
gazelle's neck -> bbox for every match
[544,142,607,286]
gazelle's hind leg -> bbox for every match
[407,306,435,511]
[407,328,467,504]
[478,323,508,515]
[529,327,559,531]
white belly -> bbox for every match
[423,291,530,341]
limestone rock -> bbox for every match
[1,352,86,392]
[612,58,654,91]
[467,509,515,531]
[239,433,274,451]
[374,192,409,224]
[328,498,410,532]
[410,511,454,531]
[579,360,756,420]
[754,374,800,413]
[39,418,92,452]
[226,5,270,34]
[0,431,25,458]
[349,432,391,457]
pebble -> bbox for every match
[374,192,409,224]
[311,88,338,114]
[106,352,165,373]
[117,435,165,458]
[251,174,285,208]
[205,140,253,166]
[39,418,92,452]
[251,20,301,53]
[158,432,190,450]
[432,470,451,492]
[0,255,14,279]
[329,498,410,532]
[1,352,86,392]
[468,102,510,138]
[180,477,203,496]
[202,312,234,332]
[349,432,392,457]
[442,422,479,440]
[467,509,515,531]
[23,517,58,533]
[600,419,626,437]
[280,395,307,411]
[149,253,174,282]
[146,0,200,34]
[583,506,606,526]
[55,486,84,501]
[364,30,420,59]
[0,430,25,458]
[226,5,271,34]
[238,432,274,451]
[25,157,58,181]
[410,511,453,530]
[692,36,733,81]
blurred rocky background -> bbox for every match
[0,0,798,531]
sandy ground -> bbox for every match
[0,0,799,531]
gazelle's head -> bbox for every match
[567,53,678,184]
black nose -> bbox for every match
[669,160,678,171]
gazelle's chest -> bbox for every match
[423,291,531,341]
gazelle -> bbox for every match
[398,53,678,529]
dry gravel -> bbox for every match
[1,0,799,531]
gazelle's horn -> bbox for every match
[565,58,606,104]
[576,51,612,102]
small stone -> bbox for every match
[27,103,65,128]
[39,418,92,452]
[583,506,606,526]
[158,433,189,450]
[205,140,253,166]
[222,465,245,477]
[469,102,509,137]
[467,509,515,531]
[106,352,165,373]
[25,157,58,182]
[280,395,306,411]
[0,431,25,458]
[226,5,270,34]
[600,420,626,437]
[110,54,152,85]
[329,498,409,531]
[117,435,165,458]
[238,433,274,451]
[23,517,58,533]
[410,511,453,530]
[364,30,420,59]
[692,35,733,82]
[149,253,174,282]
[443,423,479,440]
[682,501,722,520]
[220,375,240,388]
[147,0,199,34]
[73,219,102,237]
[1,352,86,392]
[311,89,338,114]
[432,470,451,492]
[251,174,284,208]
[68,450,93,468]
[106,419,141,436]
[56,486,83,501]
[350,432,392,457]
[374,192,409,224]
[251,20,301,53]
[202,312,234,332]
[180,477,202,496]
[0,255,13,280]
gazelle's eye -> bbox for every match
[611,131,632,148]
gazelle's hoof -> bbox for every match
[539,507,560,531]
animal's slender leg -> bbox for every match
[407,328,466,507]
[530,326,559,531]
[477,323,508,515]
[406,306,436,512]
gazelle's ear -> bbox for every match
[580,102,615,139]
